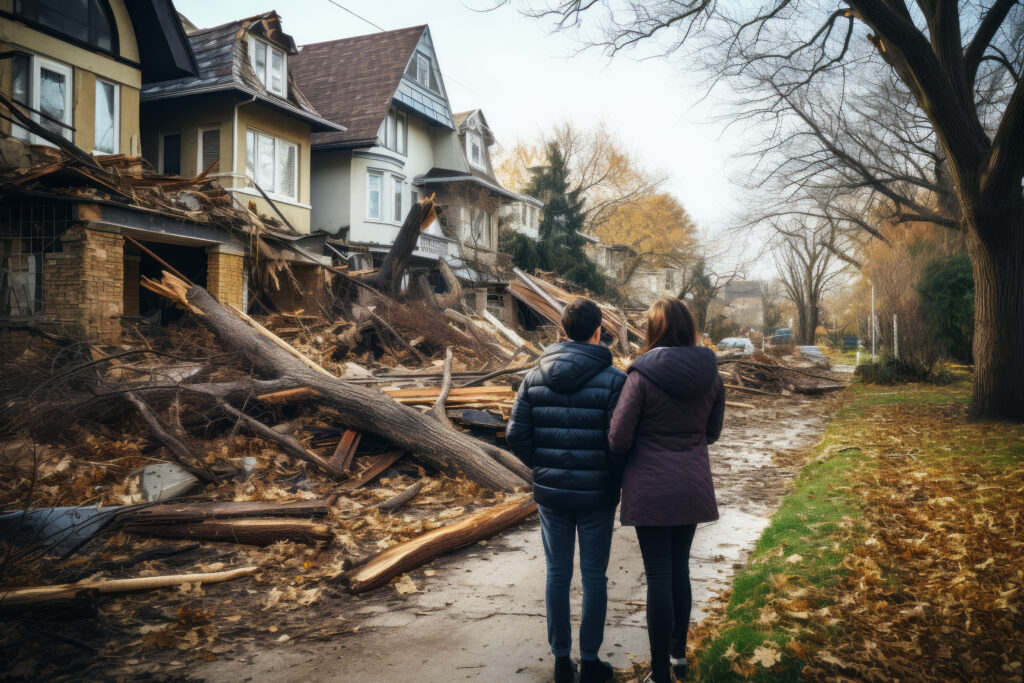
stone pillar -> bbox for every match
[206,244,246,309]
[123,248,141,316]
[42,224,124,342]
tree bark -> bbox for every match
[966,214,1024,421]
[366,198,435,295]
[148,274,528,490]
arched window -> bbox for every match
[14,0,118,54]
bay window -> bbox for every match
[247,35,287,97]
[245,129,298,200]
[94,80,118,154]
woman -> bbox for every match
[609,297,724,683]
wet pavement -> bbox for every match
[192,394,837,682]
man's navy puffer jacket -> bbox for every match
[506,341,626,511]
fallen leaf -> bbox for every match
[750,645,782,668]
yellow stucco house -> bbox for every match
[140,11,345,234]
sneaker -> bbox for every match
[579,658,614,682]
[554,655,577,683]
[672,657,688,679]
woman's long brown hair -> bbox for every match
[643,297,698,353]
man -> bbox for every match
[507,298,626,683]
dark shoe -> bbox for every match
[579,658,614,682]
[554,655,577,683]
[672,657,688,680]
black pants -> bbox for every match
[635,524,698,683]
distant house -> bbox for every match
[500,199,543,240]
[140,11,345,234]
[584,240,686,307]
[290,26,535,319]
[718,280,763,332]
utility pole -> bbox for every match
[893,313,899,359]
[870,282,876,361]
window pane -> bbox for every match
[254,41,267,86]
[270,48,284,94]
[201,128,220,173]
[387,110,397,151]
[11,54,29,105]
[278,143,296,198]
[397,112,406,154]
[163,134,181,175]
[416,55,429,86]
[246,130,256,180]
[39,66,69,138]
[258,134,275,191]
[94,81,115,154]
[368,174,381,219]
[393,177,403,222]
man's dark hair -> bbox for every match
[562,297,603,342]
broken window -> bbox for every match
[0,202,70,317]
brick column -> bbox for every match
[123,248,141,316]
[42,224,124,342]
[206,244,246,309]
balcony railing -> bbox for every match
[417,233,453,259]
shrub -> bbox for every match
[855,355,956,385]
[917,253,974,362]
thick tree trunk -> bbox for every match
[170,277,527,490]
[366,198,435,295]
[966,215,1024,421]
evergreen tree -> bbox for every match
[517,142,606,294]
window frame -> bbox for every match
[415,54,430,87]
[12,55,74,146]
[93,78,119,155]
[197,126,221,175]
[244,128,299,200]
[247,34,287,98]
[391,174,405,224]
[158,131,182,176]
[12,0,119,56]
[466,131,485,170]
[377,105,408,156]
[366,171,383,220]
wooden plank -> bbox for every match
[329,429,362,473]
[124,518,331,545]
[339,451,404,491]
[480,308,540,357]
[257,387,322,404]
[119,499,329,525]
[345,498,537,592]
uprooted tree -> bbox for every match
[518,0,1024,421]
[135,272,530,491]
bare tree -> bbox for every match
[514,0,1024,419]
[773,219,849,344]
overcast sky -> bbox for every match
[176,0,753,238]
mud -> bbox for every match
[190,393,838,682]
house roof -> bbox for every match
[130,0,199,82]
[291,26,429,148]
[141,12,345,132]
[415,168,540,204]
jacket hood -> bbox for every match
[535,341,613,394]
[629,346,718,401]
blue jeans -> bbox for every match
[538,504,616,661]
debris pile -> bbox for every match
[718,352,846,397]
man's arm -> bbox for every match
[505,378,535,467]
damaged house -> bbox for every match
[0,0,199,341]
[290,26,537,323]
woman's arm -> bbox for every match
[706,374,725,445]
[608,371,645,456]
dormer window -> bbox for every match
[377,104,407,155]
[466,131,485,170]
[247,35,287,97]
[405,51,440,93]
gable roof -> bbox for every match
[291,25,450,149]
[141,12,344,132]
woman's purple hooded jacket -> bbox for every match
[608,346,724,527]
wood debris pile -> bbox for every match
[718,351,846,397]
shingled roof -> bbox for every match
[141,12,344,133]
[290,26,433,149]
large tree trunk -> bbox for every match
[366,197,435,295]
[146,274,528,490]
[966,209,1024,422]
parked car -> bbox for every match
[718,337,756,354]
[768,328,793,345]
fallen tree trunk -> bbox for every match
[0,566,257,607]
[124,518,331,545]
[142,272,526,491]
[365,196,436,294]
[345,498,537,592]
[374,480,425,511]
